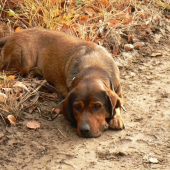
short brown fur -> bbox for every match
[0,28,125,137]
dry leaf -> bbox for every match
[15,26,22,32]
[51,108,61,119]
[7,75,16,80]
[113,45,119,56]
[151,53,162,57]
[27,120,40,129]
[7,115,16,125]
[13,82,29,91]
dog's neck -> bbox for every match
[68,66,112,91]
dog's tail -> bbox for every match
[0,37,9,47]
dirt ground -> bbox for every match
[0,14,170,170]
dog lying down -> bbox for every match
[0,28,125,138]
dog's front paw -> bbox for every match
[109,116,125,130]
[109,108,125,130]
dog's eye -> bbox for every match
[73,104,81,111]
[93,103,102,111]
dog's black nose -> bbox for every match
[80,123,90,136]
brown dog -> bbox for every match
[0,28,125,137]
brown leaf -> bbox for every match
[27,120,40,129]
[7,75,16,80]
[113,45,119,56]
[15,26,22,32]
[7,115,16,125]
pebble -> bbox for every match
[124,44,134,51]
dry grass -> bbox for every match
[0,0,166,41]
[0,72,46,126]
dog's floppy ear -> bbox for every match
[105,88,122,118]
[61,91,76,124]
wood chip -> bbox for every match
[151,53,162,57]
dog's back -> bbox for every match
[0,28,120,97]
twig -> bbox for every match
[57,128,66,138]
[16,80,47,108]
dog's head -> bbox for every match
[61,78,122,138]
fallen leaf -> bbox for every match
[151,53,162,57]
[27,120,40,129]
[8,9,15,17]
[7,115,16,125]
[51,108,61,119]
[113,45,119,56]
[13,82,29,91]
[15,26,22,32]
[7,75,16,80]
